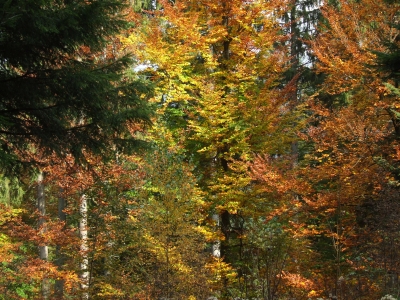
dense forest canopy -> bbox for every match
[0,0,399,299]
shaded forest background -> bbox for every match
[1,0,400,299]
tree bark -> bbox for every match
[79,194,89,300]
[37,171,50,299]
[212,214,221,258]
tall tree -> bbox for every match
[0,1,153,298]
[0,0,152,168]
[289,0,400,297]
[124,0,304,297]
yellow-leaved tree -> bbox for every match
[124,0,308,297]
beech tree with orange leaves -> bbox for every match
[273,0,400,298]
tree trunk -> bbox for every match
[79,194,89,300]
[37,171,50,299]
[212,214,221,258]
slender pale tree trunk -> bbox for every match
[37,171,50,299]
[55,189,66,298]
[212,214,221,258]
[79,194,89,300]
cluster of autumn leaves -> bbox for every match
[1,0,400,299]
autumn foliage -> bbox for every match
[1,0,400,299]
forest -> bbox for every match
[0,0,400,299]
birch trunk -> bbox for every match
[212,214,221,258]
[37,171,50,299]
[79,194,89,300]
